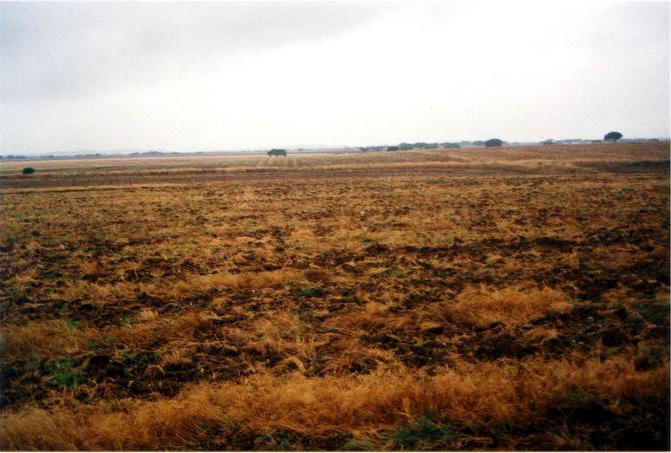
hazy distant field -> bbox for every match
[1,142,669,450]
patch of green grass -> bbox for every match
[299,285,324,298]
[387,412,454,450]
[43,358,86,388]
[341,439,375,451]
[27,354,42,372]
[386,265,400,278]
[275,437,292,451]
[122,350,155,366]
[256,433,272,443]
[65,317,80,329]
[87,341,100,352]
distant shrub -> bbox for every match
[485,138,504,147]
[386,146,400,151]
[604,131,623,142]
[22,167,35,175]
[267,149,287,157]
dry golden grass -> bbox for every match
[0,142,668,450]
[1,320,98,358]
[1,353,666,450]
[436,285,573,327]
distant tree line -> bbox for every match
[1,155,28,160]
[383,139,508,149]
[542,132,625,145]
[355,130,640,152]
[378,139,508,151]
[361,142,462,152]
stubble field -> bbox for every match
[0,142,669,450]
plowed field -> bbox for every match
[1,142,669,450]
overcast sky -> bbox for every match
[1,1,668,154]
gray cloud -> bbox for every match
[1,2,385,102]
[1,2,668,154]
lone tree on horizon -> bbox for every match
[485,138,504,147]
[267,149,287,157]
[604,131,623,142]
